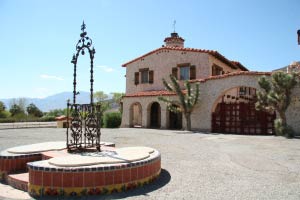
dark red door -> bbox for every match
[212,102,276,135]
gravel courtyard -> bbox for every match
[1,128,300,200]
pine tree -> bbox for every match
[255,72,298,137]
[158,75,200,131]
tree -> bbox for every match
[94,91,111,114]
[0,101,9,118]
[44,109,67,117]
[111,92,125,112]
[158,75,200,131]
[26,103,43,117]
[9,98,27,112]
[94,91,108,102]
[111,92,125,105]
[9,104,25,117]
[0,101,6,112]
[255,72,298,137]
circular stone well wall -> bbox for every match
[27,148,161,197]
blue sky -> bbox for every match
[0,0,299,98]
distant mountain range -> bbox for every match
[0,91,93,112]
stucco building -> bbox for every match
[121,32,300,134]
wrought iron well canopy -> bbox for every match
[66,22,101,152]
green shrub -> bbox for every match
[39,116,56,122]
[0,116,56,123]
[0,118,17,123]
[0,111,11,119]
[103,112,121,128]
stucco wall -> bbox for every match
[125,50,215,94]
[208,56,240,75]
[286,85,300,135]
[121,74,300,135]
[190,74,266,132]
[121,96,166,128]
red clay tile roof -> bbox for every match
[164,36,185,42]
[190,71,271,83]
[125,90,176,97]
[122,46,247,71]
[55,115,72,121]
[231,61,248,71]
[125,90,188,98]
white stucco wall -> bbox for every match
[121,73,300,135]
[190,74,268,132]
[125,50,212,94]
[208,56,240,75]
[286,85,300,135]
[121,96,169,128]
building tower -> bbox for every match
[164,32,185,48]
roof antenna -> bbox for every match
[173,20,176,33]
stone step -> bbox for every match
[7,172,29,192]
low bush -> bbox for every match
[0,111,11,119]
[103,112,121,128]
[0,116,56,123]
[0,118,17,123]
[39,116,56,122]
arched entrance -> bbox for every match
[130,103,142,127]
[150,102,161,128]
[169,105,182,129]
[212,86,276,135]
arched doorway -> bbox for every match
[169,105,182,129]
[130,103,142,127]
[150,102,161,128]
[211,86,276,135]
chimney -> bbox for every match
[164,32,185,48]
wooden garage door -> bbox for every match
[212,102,276,135]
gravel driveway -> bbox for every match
[0,128,300,200]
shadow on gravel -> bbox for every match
[33,168,171,200]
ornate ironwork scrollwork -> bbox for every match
[66,22,101,152]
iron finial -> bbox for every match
[81,20,86,32]
[173,20,176,33]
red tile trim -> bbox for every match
[94,171,105,186]
[190,71,271,83]
[84,172,94,187]
[122,46,243,70]
[73,172,84,187]
[52,172,62,187]
[62,172,73,187]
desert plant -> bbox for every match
[255,72,298,137]
[159,75,200,131]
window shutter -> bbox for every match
[212,65,216,76]
[134,72,139,85]
[172,67,178,79]
[190,65,196,80]
[149,70,154,84]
